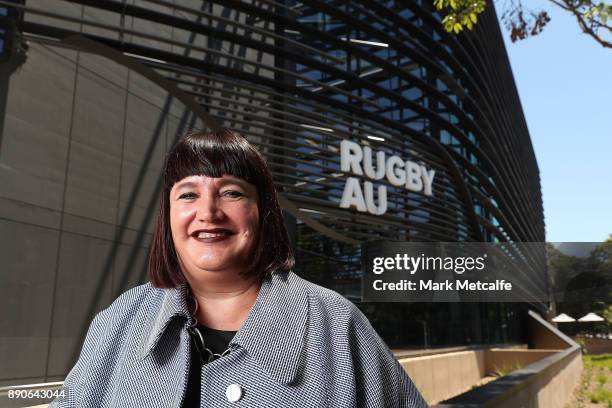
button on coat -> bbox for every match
[225,384,242,402]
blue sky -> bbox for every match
[496,0,612,242]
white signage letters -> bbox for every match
[340,140,364,176]
[339,140,436,215]
[340,177,367,212]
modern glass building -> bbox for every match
[0,0,545,385]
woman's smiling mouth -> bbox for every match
[191,228,233,243]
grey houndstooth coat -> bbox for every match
[51,271,427,407]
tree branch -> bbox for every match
[547,0,612,49]
[548,0,572,11]
[547,0,571,11]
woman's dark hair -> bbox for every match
[148,129,294,288]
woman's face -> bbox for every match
[169,174,259,279]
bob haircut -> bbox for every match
[148,129,294,288]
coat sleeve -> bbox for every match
[349,307,428,408]
[49,310,109,407]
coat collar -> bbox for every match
[139,283,190,360]
[231,271,308,384]
[140,271,308,385]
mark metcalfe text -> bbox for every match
[372,279,513,291]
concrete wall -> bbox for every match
[400,350,486,404]
[491,349,583,408]
[530,312,574,350]
[574,336,612,355]
[485,349,559,374]
[399,347,559,405]
[431,311,583,408]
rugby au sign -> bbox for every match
[339,140,436,215]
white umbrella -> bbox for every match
[578,313,605,322]
[552,313,576,323]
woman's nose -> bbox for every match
[195,195,224,223]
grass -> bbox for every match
[585,354,612,370]
[587,388,612,406]
[597,374,609,386]
[570,354,612,408]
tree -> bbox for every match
[434,0,612,49]
[602,304,612,330]
[549,238,612,335]
[591,234,612,266]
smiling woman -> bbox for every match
[50,129,427,408]
[169,174,260,281]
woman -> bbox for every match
[52,129,427,407]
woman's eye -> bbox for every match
[178,192,197,200]
[222,190,243,199]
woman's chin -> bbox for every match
[187,262,243,276]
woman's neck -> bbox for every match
[188,274,261,331]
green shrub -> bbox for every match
[596,373,608,385]
[588,388,612,404]
[585,353,612,370]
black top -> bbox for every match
[182,325,237,408]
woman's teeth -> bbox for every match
[197,231,228,238]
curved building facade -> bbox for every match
[0,0,544,384]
